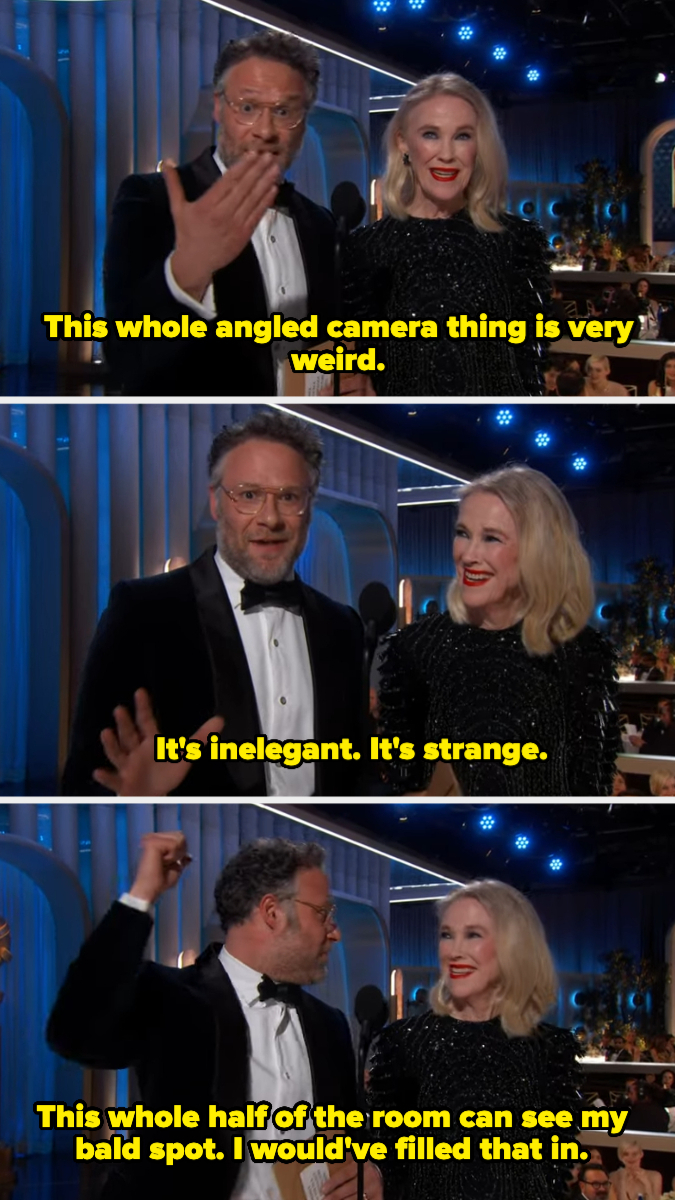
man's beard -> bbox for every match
[216,526,306,585]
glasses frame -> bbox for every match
[292,897,338,927]
[219,93,306,130]
[215,483,312,517]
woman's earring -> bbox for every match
[402,152,411,166]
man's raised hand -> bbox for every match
[164,151,281,301]
[93,687,223,797]
[128,831,193,904]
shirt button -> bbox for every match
[280,286,286,295]
[270,235,276,243]
[280,696,287,705]
[273,639,279,647]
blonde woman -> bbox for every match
[378,465,619,795]
[368,880,581,1199]
[583,356,629,396]
[343,74,550,396]
[609,1138,662,1200]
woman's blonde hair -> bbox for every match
[617,1137,643,1162]
[585,355,610,375]
[381,74,508,232]
[447,465,594,655]
[430,880,558,1037]
[649,770,675,796]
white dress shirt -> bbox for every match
[164,150,308,394]
[220,947,315,1200]
[214,550,315,796]
[118,896,315,1200]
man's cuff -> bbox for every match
[164,254,216,319]
[120,892,155,918]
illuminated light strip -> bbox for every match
[398,498,461,506]
[390,895,451,903]
[201,0,416,85]
[252,802,463,883]
[270,404,471,483]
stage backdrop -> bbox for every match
[0,801,391,1154]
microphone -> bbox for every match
[358,583,397,643]
[354,984,389,1042]
[331,181,367,232]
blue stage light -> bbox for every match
[492,45,507,61]
[372,0,392,13]
[514,834,530,850]
[458,24,474,41]
[534,430,551,448]
[496,408,513,426]
[526,67,541,83]
[549,856,563,872]
[479,813,496,831]
[409,0,425,9]
[572,455,588,471]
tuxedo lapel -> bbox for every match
[189,549,266,794]
[300,584,342,797]
[193,947,250,1148]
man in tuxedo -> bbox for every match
[47,832,383,1200]
[578,1166,611,1199]
[104,30,336,395]
[62,411,364,796]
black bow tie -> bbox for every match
[258,975,303,1006]
[274,180,295,210]
[240,579,303,613]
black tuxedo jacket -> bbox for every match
[62,548,364,796]
[47,902,357,1200]
[103,146,337,395]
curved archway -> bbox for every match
[640,118,675,246]
[0,437,69,790]
[0,48,69,365]
[0,835,90,1144]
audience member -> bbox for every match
[584,356,628,396]
[648,351,675,397]
[557,368,586,396]
[649,769,675,796]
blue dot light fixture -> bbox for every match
[458,24,474,41]
[409,0,426,9]
[496,408,513,426]
[526,67,541,82]
[492,45,507,60]
[479,813,496,831]
[534,430,551,448]
[572,455,588,472]
[514,834,530,850]
[549,856,563,872]
[372,0,392,13]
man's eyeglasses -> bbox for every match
[584,1183,609,1191]
[293,898,338,927]
[220,94,306,130]
[216,484,311,516]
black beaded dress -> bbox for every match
[378,617,619,796]
[343,210,550,395]
[368,1014,581,1200]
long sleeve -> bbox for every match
[562,629,620,796]
[538,1025,584,1199]
[504,215,552,395]
[377,621,438,793]
[46,902,155,1068]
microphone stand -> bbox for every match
[333,215,347,396]
[356,1019,373,1200]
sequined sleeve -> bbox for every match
[368,1019,422,1198]
[502,215,552,395]
[537,1025,584,1199]
[377,620,440,793]
[560,628,620,796]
